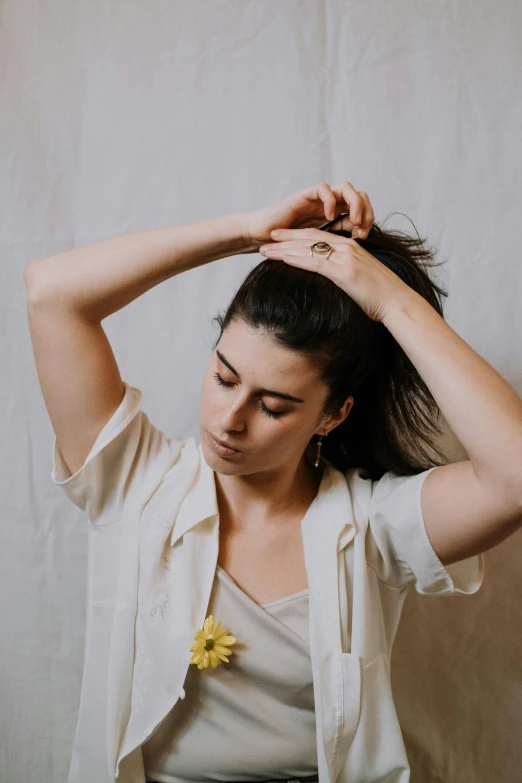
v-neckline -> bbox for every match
[215,564,310,646]
[215,563,309,608]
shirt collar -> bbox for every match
[170,443,219,548]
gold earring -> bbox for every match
[314,432,328,468]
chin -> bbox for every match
[199,434,244,475]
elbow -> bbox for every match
[24,260,59,308]
[24,261,45,298]
[494,470,522,520]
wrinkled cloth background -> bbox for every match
[2,2,522,782]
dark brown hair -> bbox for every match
[212,214,448,480]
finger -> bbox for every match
[277,250,348,287]
[358,191,375,236]
[260,239,348,257]
[330,185,373,238]
[270,227,337,241]
[316,182,337,221]
[261,236,349,250]
[279,249,335,272]
[330,181,364,226]
[322,211,352,232]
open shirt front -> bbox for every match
[51,382,484,783]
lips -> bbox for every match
[209,433,241,453]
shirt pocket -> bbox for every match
[344,652,410,780]
[336,651,362,773]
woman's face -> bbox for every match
[199,318,352,475]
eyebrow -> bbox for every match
[216,350,305,403]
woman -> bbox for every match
[25,181,521,783]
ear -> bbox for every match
[322,395,354,434]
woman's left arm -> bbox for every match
[381,289,522,566]
[260,215,522,568]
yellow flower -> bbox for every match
[189,614,237,670]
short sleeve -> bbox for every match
[51,381,185,524]
[366,466,485,596]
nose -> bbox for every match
[218,399,247,434]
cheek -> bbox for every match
[273,417,319,451]
[200,378,231,423]
[200,377,216,414]
[257,418,305,447]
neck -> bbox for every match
[214,447,326,533]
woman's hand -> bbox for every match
[242,181,374,249]
[258,227,417,323]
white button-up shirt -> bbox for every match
[51,382,484,783]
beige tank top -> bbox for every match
[142,564,318,782]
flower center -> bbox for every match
[205,637,215,651]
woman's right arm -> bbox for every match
[24,212,255,321]
[24,212,255,477]
[24,182,368,478]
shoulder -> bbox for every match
[342,464,436,542]
[344,465,433,503]
[52,380,199,520]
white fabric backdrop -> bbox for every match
[2,1,521,781]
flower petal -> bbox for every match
[215,634,236,646]
[214,627,232,639]
[214,644,234,655]
[213,644,233,656]
[203,616,214,635]
[208,650,220,668]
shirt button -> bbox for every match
[179,686,186,700]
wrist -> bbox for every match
[234,212,260,254]
[382,287,431,330]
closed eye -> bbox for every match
[212,372,285,419]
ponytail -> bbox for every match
[213,215,449,480]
